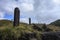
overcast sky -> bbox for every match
[0,0,60,24]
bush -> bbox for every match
[0,28,14,40]
[42,24,47,29]
[32,24,42,31]
[42,24,53,32]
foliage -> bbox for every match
[0,20,60,40]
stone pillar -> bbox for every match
[13,7,20,26]
[29,18,31,25]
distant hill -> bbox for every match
[50,19,60,26]
[0,20,28,26]
[0,20,13,26]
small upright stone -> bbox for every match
[13,7,20,26]
[29,18,31,25]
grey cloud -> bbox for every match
[33,0,60,24]
[0,0,60,24]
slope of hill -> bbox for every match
[50,19,60,26]
[0,20,60,40]
[0,20,28,26]
[0,20,42,40]
[0,20,13,26]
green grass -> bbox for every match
[0,20,60,40]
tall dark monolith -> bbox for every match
[13,7,20,26]
[29,18,31,25]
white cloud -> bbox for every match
[20,18,38,24]
[53,0,60,4]
[19,0,34,4]
[0,11,5,18]
[0,18,8,20]
[4,4,17,13]
[20,18,29,23]
[0,0,34,15]
[0,0,60,24]
[21,3,34,12]
[33,0,60,24]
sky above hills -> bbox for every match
[0,0,60,24]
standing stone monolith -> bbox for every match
[13,7,20,26]
[29,18,31,25]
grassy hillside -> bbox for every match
[0,20,60,32]
[0,20,42,40]
[0,20,60,40]
[50,19,60,26]
[0,20,13,27]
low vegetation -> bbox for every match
[0,20,60,40]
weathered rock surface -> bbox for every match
[42,31,60,40]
